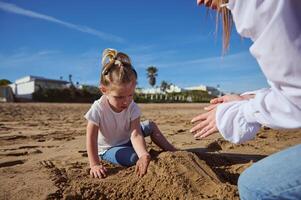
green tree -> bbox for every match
[160,80,171,92]
[0,79,12,86]
[146,66,158,87]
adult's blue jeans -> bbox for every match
[100,120,152,167]
[238,144,301,200]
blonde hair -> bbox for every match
[100,48,137,87]
[216,0,232,53]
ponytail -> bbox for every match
[100,48,137,86]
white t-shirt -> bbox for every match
[84,95,141,154]
[216,0,301,143]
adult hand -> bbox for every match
[210,94,245,104]
[135,154,151,177]
[90,164,107,178]
[190,104,218,139]
[210,94,255,105]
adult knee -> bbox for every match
[238,172,250,199]
[238,167,259,200]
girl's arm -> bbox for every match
[130,117,151,177]
[86,121,107,178]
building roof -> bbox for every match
[15,75,69,84]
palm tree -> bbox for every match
[146,66,158,87]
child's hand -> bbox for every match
[135,154,151,177]
[90,164,107,178]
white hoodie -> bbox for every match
[216,0,301,143]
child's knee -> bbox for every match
[115,148,138,167]
[128,153,138,166]
[141,120,157,137]
[149,120,158,132]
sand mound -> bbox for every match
[42,151,237,200]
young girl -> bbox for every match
[85,48,176,178]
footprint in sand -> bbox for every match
[39,160,75,199]
[78,150,88,157]
[0,160,25,168]
[39,160,55,168]
[0,146,43,157]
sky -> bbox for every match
[0,0,268,93]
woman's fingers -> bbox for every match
[204,104,218,111]
[194,125,217,139]
[193,124,216,139]
[193,125,209,138]
[201,127,216,138]
[191,112,207,123]
[190,119,208,133]
[210,97,223,104]
[191,107,218,139]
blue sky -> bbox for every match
[0,0,268,93]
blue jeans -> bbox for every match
[100,120,152,167]
[238,144,301,200]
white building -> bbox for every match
[136,84,221,96]
[185,85,220,96]
[9,75,69,100]
[166,84,185,93]
[137,84,185,94]
[136,87,164,94]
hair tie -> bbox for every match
[114,60,122,67]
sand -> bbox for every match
[1,103,300,200]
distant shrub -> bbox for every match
[134,90,216,103]
[33,87,101,103]
[0,79,12,86]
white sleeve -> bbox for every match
[241,85,301,130]
[240,88,270,96]
[216,101,261,144]
[130,102,141,121]
[84,103,101,127]
[216,86,301,144]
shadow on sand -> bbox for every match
[186,147,267,185]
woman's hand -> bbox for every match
[210,94,248,104]
[189,94,254,139]
[190,104,218,139]
[135,154,151,177]
[90,164,107,178]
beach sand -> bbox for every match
[1,103,300,200]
